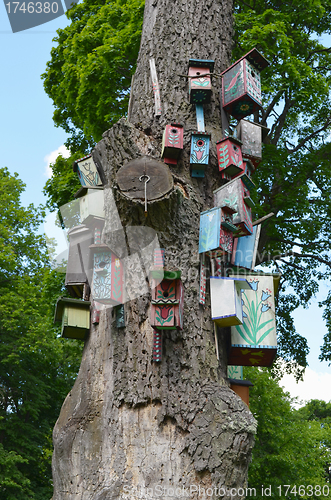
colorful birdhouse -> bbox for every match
[228,273,278,367]
[231,224,261,270]
[236,120,269,167]
[221,48,269,119]
[227,365,243,380]
[188,59,214,104]
[190,132,211,178]
[78,188,105,226]
[90,244,124,305]
[214,177,253,236]
[216,136,244,177]
[73,154,105,188]
[65,225,93,300]
[210,276,253,327]
[161,123,184,165]
[150,270,184,330]
[54,297,91,340]
[199,206,237,256]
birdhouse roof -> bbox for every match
[188,59,215,72]
[54,297,91,323]
[220,48,269,76]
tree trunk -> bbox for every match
[52,0,257,498]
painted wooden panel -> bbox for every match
[216,137,244,176]
[228,274,277,366]
[231,224,261,270]
[151,275,184,330]
[161,124,184,164]
[199,206,236,255]
[65,225,93,299]
[90,244,124,305]
[214,177,253,237]
[227,365,243,380]
[73,154,104,188]
[188,59,214,104]
[236,120,264,167]
[190,132,211,178]
[54,297,91,340]
[210,277,252,327]
[221,48,269,119]
[79,188,105,225]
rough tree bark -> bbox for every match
[52,0,257,498]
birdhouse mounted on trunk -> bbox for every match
[73,154,105,188]
[54,297,91,340]
[161,123,184,165]
[216,136,243,177]
[65,224,93,300]
[228,273,278,367]
[236,119,269,167]
[199,206,237,256]
[214,177,253,237]
[188,59,214,104]
[150,270,184,330]
[190,132,211,177]
[90,244,124,305]
[210,276,253,327]
[77,188,105,226]
[221,48,269,119]
[231,224,261,270]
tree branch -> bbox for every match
[285,117,331,153]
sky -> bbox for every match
[1,5,330,407]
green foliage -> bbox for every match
[246,368,331,498]
[0,168,83,499]
[42,0,144,151]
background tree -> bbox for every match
[0,167,83,499]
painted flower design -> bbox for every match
[261,289,271,301]
[115,258,121,269]
[240,103,250,111]
[261,302,271,313]
[249,279,259,291]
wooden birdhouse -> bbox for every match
[221,48,269,119]
[231,224,261,270]
[228,273,278,367]
[77,188,105,226]
[190,132,211,178]
[65,225,93,299]
[73,154,105,188]
[210,276,253,327]
[90,244,124,305]
[161,123,184,165]
[188,59,214,104]
[229,379,253,407]
[199,206,237,256]
[150,270,184,330]
[236,119,269,167]
[216,136,244,177]
[54,297,91,340]
[214,176,253,237]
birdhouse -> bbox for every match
[65,225,93,299]
[54,297,91,340]
[77,188,105,226]
[188,59,214,104]
[221,48,269,119]
[161,123,184,165]
[229,379,253,407]
[210,276,253,327]
[73,154,105,188]
[228,273,278,367]
[227,365,243,380]
[214,177,253,236]
[236,120,269,167]
[216,136,244,177]
[90,244,124,305]
[190,132,211,178]
[150,270,184,330]
[199,206,237,256]
[231,224,261,270]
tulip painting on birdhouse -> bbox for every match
[161,123,184,165]
[150,270,184,330]
[188,59,214,104]
[210,276,253,327]
[214,176,253,237]
[73,154,105,188]
[90,244,124,305]
[190,132,211,177]
[221,48,269,120]
[216,136,243,177]
[228,274,278,367]
[199,206,237,256]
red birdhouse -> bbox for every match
[188,59,214,104]
[150,270,184,330]
[216,136,244,177]
[161,124,184,165]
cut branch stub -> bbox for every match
[116,156,174,201]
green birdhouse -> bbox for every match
[54,297,91,340]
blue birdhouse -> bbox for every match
[190,132,211,178]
